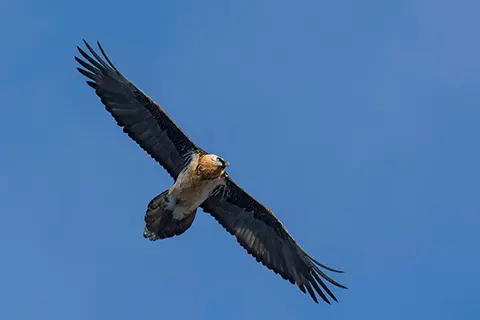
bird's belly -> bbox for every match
[168,170,222,220]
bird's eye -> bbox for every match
[217,157,225,164]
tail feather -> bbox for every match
[143,191,196,241]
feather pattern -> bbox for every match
[75,39,347,304]
[75,40,201,179]
[201,177,347,304]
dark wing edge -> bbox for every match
[201,177,347,304]
[75,40,202,179]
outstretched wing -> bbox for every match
[75,40,201,180]
[201,177,347,304]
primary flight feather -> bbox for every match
[75,40,347,304]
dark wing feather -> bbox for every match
[75,40,201,179]
[201,177,347,304]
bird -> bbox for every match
[75,40,347,304]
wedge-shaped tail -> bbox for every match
[143,191,197,240]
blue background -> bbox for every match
[1,0,479,319]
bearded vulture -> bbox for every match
[75,40,347,304]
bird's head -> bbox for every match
[208,154,230,169]
[201,154,229,169]
[198,154,230,179]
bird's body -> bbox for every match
[143,152,228,240]
[75,40,347,304]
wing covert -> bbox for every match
[75,40,201,179]
[201,177,347,304]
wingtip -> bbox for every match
[318,294,330,305]
[320,264,345,274]
[335,282,348,290]
[83,39,94,51]
[86,80,97,89]
[318,294,329,304]
[75,46,83,58]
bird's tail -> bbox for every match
[143,190,196,241]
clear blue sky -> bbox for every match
[1,0,479,319]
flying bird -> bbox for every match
[75,40,347,304]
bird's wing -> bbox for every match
[200,176,347,304]
[75,40,201,180]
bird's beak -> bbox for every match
[224,161,230,168]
